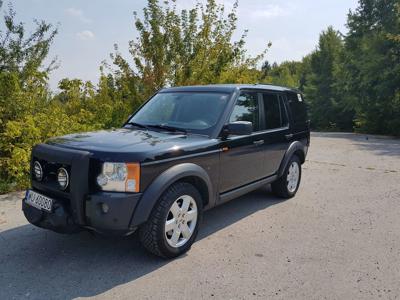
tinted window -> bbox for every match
[130,92,230,135]
[261,93,289,129]
[229,92,259,131]
[279,96,289,127]
[262,93,281,129]
[287,92,307,124]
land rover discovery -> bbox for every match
[23,84,310,258]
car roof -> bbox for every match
[160,84,300,94]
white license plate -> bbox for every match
[26,190,53,212]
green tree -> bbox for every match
[0,1,58,189]
[342,0,400,134]
[109,0,269,99]
[304,27,354,130]
[0,1,57,128]
[262,60,306,88]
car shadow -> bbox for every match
[0,187,281,300]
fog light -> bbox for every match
[33,161,43,181]
[57,168,69,190]
[101,203,109,214]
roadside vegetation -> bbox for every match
[0,0,399,192]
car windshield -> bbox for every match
[128,92,230,135]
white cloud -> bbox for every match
[76,30,95,41]
[250,4,294,19]
[66,7,91,23]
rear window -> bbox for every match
[287,92,308,124]
[261,93,289,129]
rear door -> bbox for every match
[286,91,310,146]
[286,91,309,134]
[258,91,291,176]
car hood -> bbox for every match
[47,128,217,162]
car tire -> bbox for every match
[272,155,302,199]
[139,182,203,258]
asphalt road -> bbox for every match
[1,132,399,300]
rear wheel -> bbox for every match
[272,155,302,198]
[139,182,202,258]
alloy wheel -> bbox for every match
[165,195,198,248]
[287,161,300,193]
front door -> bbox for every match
[219,91,266,193]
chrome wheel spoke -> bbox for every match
[169,201,180,218]
[181,196,191,213]
[171,229,181,245]
[165,219,176,233]
[181,224,192,239]
[185,210,197,223]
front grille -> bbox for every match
[31,143,91,225]
[32,157,71,193]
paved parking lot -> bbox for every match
[0,132,399,299]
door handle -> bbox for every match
[253,140,265,146]
[285,134,293,140]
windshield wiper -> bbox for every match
[125,122,149,129]
[147,124,187,134]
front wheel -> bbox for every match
[139,182,202,258]
[272,155,302,198]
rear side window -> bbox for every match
[287,92,307,124]
[229,92,260,131]
[261,93,289,129]
[279,96,289,127]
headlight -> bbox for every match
[96,162,140,192]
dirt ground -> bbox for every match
[0,132,399,300]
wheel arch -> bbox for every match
[130,163,213,228]
[177,175,210,208]
[277,141,306,178]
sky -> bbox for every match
[7,0,359,90]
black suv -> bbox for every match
[23,84,310,258]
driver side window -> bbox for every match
[229,92,260,132]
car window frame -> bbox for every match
[258,91,290,133]
[259,91,290,131]
[222,89,291,139]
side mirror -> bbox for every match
[222,121,253,138]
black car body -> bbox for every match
[23,84,310,257]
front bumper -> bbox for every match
[85,192,142,234]
[26,143,145,235]
[23,190,143,235]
